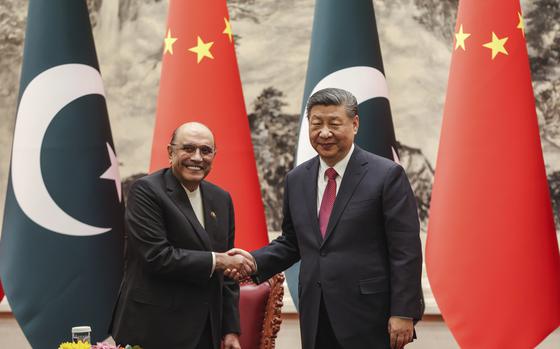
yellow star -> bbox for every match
[517,12,525,37]
[188,36,214,63]
[482,32,508,59]
[454,24,471,51]
[163,29,177,55]
[223,18,233,42]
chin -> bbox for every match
[317,150,336,158]
[180,171,204,182]
[185,174,204,182]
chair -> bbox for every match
[238,273,285,349]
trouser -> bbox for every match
[315,293,343,349]
[196,317,214,349]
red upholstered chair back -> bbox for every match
[238,273,284,349]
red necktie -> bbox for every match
[319,167,337,238]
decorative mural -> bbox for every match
[0,0,558,313]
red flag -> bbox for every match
[149,0,268,250]
[0,280,4,302]
[426,1,560,348]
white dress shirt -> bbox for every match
[184,185,205,228]
[317,144,354,214]
[182,184,216,276]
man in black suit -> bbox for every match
[110,122,255,349]
[230,88,423,349]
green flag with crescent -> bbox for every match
[0,1,124,347]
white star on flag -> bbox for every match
[100,142,122,202]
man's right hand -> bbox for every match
[219,248,257,281]
[215,249,256,279]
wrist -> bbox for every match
[215,252,226,271]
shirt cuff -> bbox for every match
[210,252,216,277]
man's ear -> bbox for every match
[353,115,360,134]
[167,145,173,161]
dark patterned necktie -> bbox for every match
[319,167,338,238]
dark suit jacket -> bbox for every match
[252,146,423,349]
[110,168,239,349]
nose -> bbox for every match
[190,148,203,161]
[319,126,332,138]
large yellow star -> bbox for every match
[517,12,525,37]
[163,29,177,55]
[188,36,214,63]
[482,32,508,59]
[454,24,471,51]
[223,18,233,42]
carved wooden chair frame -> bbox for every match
[240,273,285,349]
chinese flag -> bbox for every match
[0,281,3,302]
[426,1,560,348]
[149,0,268,250]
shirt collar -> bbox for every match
[181,183,201,198]
[319,143,355,180]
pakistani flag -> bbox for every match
[287,0,398,308]
[0,1,124,348]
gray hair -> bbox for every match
[306,88,358,118]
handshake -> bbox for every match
[215,248,256,282]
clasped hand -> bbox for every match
[215,248,256,281]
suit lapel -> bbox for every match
[304,157,324,246]
[164,170,212,250]
[322,147,368,246]
[200,182,218,250]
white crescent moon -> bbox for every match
[11,64,111,236]
[296,66,390,165]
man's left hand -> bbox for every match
[223,333,241,349]
[388,317,413,349]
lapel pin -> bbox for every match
[210,211,216,219]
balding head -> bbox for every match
[167,122,216,191]
[170,122,215,147]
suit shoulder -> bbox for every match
[362,150,401,172]
[128,169,167,196]
[201,180,230,199]
[131,170,162,186]
[287,156,317,179]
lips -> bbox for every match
[182,162,204,171]
[318,143,335,149]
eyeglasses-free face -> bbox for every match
[308,104,358,167]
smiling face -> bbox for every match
[167,123,216,191]
[308,104,359,167]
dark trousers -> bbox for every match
[196,317,214,349]
[315,294,343,349]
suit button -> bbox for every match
[320,251,327,257]
[316,281,321,288]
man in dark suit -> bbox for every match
[110,122,255,349]
[230,88,423,349]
